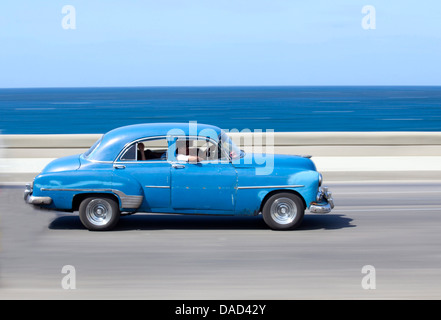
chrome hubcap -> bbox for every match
[86,199,112,226]
[270,197,297,225]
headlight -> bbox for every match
[318,173,323,186]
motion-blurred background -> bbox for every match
[1,1,441,300]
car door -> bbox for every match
[113,137,171,211]
[170,136,237,212]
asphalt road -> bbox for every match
[1,181,441,299]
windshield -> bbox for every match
[219,132,243,160]
[83,137,102,159]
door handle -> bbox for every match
[113,165,126,169]
[172,164,185,169]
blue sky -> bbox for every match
[0,0,440,87]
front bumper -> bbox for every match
[24,182,52,205]
[310,186,334,214]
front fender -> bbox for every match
[234,167,321,214]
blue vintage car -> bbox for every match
[24,123,334,231]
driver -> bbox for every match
[176,140,202,163]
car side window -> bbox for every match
[137,138,168,161]
[174,137,227,162]
[120,144,137,161]
[119,137,169,162]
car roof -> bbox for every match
[86,122,223,162]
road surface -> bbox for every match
[1,181,441,299]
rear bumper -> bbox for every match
[24,182,52,205]
[309,186,334,214]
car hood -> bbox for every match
[233,153,317,171]
[41,154,81,173]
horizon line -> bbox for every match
[1,84,441,90]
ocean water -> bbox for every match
[0,86,440,134]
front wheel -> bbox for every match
[262,193,305,230]
[79,196,120,231]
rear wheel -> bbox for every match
[262,192,304,230]
[79,196,120,231]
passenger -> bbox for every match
[137,142,146,161]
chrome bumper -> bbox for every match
[24,182,52,205]
[310,186,334,214]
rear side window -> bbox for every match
[137,138,168,161]
[118,137,169,161]
[120,144,137,161]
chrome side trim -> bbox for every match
[86,159,114,164]
[145,185,170,188]
[40,188,143,209]
[116,161,169,164]
[237,185,304,190]
[41,188,113,192]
